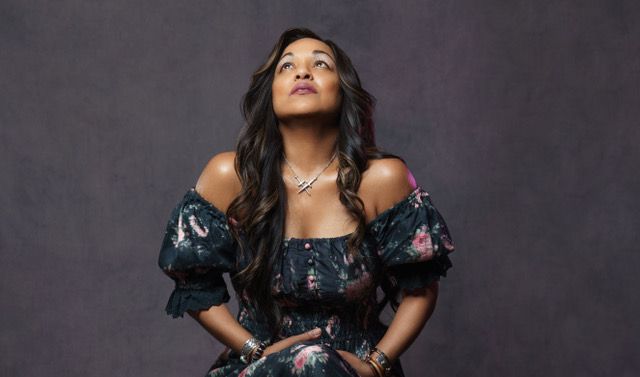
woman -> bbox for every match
[157,27,456,377]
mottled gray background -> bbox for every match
[1,1,638,376]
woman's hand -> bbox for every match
[336,350,377,377]
[261,327,322,358]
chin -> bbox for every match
[275,105,326,117]
[281,110,342,123]
[276,112,320,121]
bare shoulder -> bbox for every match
[194,151,241,213]
[363,157,418,215]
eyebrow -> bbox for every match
[278,50,335,64]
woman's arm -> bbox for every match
[364,158,439,361]
[360,158,441,362]
[189,152,253,354]
[374,282,439,363]
[336,282,439,376]
[188,305,253,354]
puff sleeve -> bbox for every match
[157,187,237,318]
[371,186,456,293]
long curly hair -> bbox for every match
[226,27,405,337]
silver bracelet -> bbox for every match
[369,347,392,376]
[250,340,266,362]
[239,336,266,364]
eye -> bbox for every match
[279,60,330,72]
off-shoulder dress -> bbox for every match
[157,185,456,377]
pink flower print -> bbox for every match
[412,224,434,261]
[306,275,317,291]
[442,234,455,252]
[293,349,308,370]
[238,356,266,377]
[189,215,209,237]
[411,188,424,207]
[325,314,339,339]
[238,307,249,323]
[290,343,307,352]
[176,214,186,244]
[292,345,328,373]
[271,273,283,295]
[342,252,354,265]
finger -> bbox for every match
[276,327,322,351]
[295,327,322,341]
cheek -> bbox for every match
[272,79,284,97]
[325,80,341,105]
[271,80,287,107]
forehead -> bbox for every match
[280,38,334,59]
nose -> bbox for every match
[295,65,312,80]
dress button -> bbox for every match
[307,258,314,265]
[304,242,312,250]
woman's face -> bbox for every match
[272,38,342,123]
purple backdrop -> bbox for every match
[1,1,638,376]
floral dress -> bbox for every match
[157,185,456,377]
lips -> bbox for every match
[290,83,317,95]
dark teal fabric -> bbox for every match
[158,186,455,377]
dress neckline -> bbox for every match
[283,232,354,242]
[187,185,422,242]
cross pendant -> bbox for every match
[297,180,312,195]
[293,175,317,196]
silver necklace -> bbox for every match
[283,149,337,196]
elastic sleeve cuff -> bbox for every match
[389,253,453,293]
[164,285,231,318]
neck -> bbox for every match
[279,118,339,175]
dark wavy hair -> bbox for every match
[226,27,405,337]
